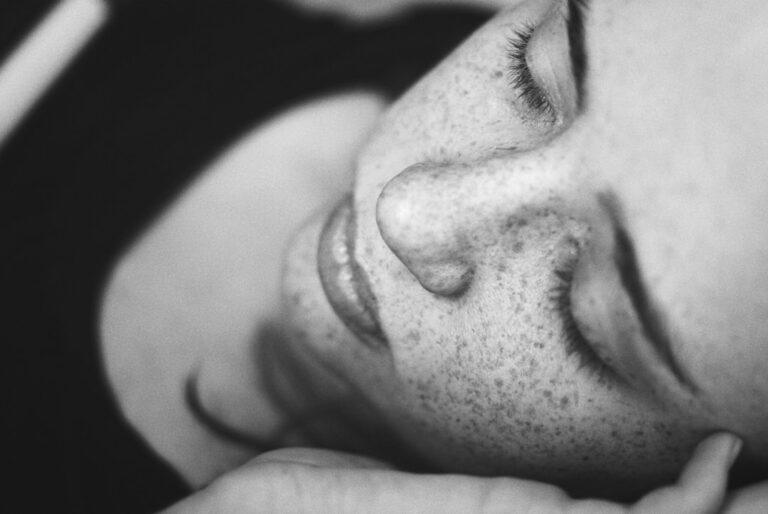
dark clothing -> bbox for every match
[2,1,486,512]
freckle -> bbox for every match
[543,390,552,398]
[513,241,525,253]
[559,396,570,408]
[492,70,503,79]
[495,378,504,388]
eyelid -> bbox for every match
[507,24,557,120]
[552,256,616,383]
[525,8,579,122]
[566,207,696,399]
[566,242,637,388]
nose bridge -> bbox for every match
[375,149,579,296]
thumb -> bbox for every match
[630,432,743,514]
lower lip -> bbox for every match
[317,195,387,350]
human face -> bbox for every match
[282,0,768,496]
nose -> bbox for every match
[375,150,582,296]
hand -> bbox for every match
[162,433,743,514]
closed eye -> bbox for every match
[550,258,615,384]
[506,24,556,120]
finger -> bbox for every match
[243,467,574,514]
[176,461,576,514]
[159,450,392,514]
[631,432,742,514]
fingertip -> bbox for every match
[687,433,740,471]
[675,433,742,510]
[697,433,742,471]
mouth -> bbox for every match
[317,195,388,350]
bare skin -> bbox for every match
[163,434,749,513]
[101,0,768,510]
[282,0,768,495]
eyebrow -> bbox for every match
[599,194,699,393]
[567,0,590,109]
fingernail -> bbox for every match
[726,435,743,467]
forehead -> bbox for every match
[589,0,768,130]
[579,0,768,414]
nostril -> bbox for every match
[376,175,475,297]
[415,261,474,296]
[372,149,583,297]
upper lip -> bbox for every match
[317,195,388,349]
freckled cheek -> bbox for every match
[354,214,698,480]
[366,282,693,482]
[370,281,568,454]
[375,346,691,484]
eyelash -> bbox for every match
[507,24,556,119]
[550,265,612,382]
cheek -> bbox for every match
[377,309,691,491]
[365,241,698,491]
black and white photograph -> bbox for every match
[4,0,768,512]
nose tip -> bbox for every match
[375,151,582,297]
[376,164,474,296]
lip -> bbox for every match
[317,195,388,350]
